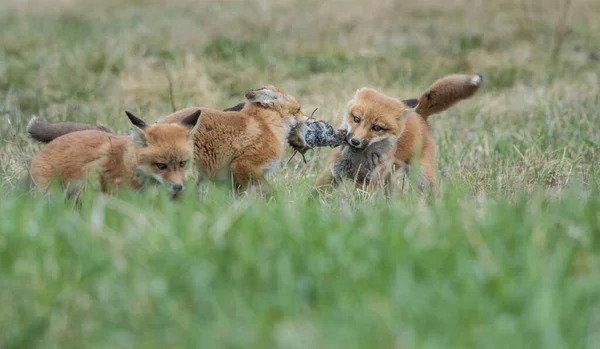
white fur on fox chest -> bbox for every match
[262,116,296,174]
[281,116,296,147]
[261,159,281,174]
[268,116,296,151]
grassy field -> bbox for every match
[1,0,600,348]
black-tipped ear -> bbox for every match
[125,111,148,146]
[180,109,202,138]
[125,111,147,129]
[401,98,419,108]
[223,102,245,112]
[180,110,202,128]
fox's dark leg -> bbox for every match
[230,160,269,196]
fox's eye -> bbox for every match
[372,125,382,131]
[353,115,361,123]
[179,160,188,168]
[156,163,167,170]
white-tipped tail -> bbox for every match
[26,116,39,135]
[470,73,482,86]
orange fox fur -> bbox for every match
[28,110,202,198]
[156,86,307,192]
[314,73,483,193]
[27,86,307,193]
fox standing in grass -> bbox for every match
[313,73,483,194]
[27,86,308,194]
[155,86,308,193]
[28,110,202,198]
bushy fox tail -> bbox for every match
[415,73,483,119]
[26,117,113,143]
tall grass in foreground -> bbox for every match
[1,184,599,349]
[1,0,600,347]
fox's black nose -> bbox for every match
[350,138,361,147]
[172,184,184,192]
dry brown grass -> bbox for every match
[1,3,600,348]
[1,0,599,197]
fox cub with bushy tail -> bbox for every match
[27,86,308,194]
[314,73,483,194]
[28,110,202,198]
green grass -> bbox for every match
[1,0,600,348]
[1,186,600,348]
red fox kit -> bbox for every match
[27,86,308,194]
[28,110,202,198]
[156,86,308,192]
[314,73,483,193]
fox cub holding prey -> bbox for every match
[314,73,483,193]
[156,86,308,192]
[28,110,202,198]
[27,86,307,193]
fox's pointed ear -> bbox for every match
[125,111,147,146]
[223,102,245,112]
[395,99,418,121]
[401,98,419,109]
[125,111,147,129]
[179,109,202,138]
[245,87,283,108]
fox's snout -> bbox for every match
[142,169,188,195]
[171,183,184,193]
[346,133,366,149]
[167,181,185,199]
[349,137,362,147]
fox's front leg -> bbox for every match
[192,162,212,193]
[417,154,438,195]
[230,160,269,196]
[363,150,395,196]
[314,167,336,189]
[313,148,341,193]
[359,171,389,196]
